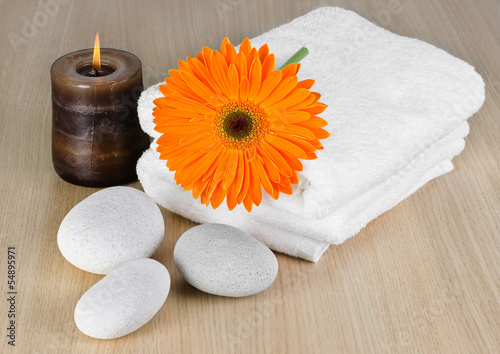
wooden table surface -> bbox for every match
[1,0,499,353]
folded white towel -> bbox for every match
[137,125,466,261]
[137,7,484,261]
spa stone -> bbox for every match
[58,186,165,274]
[74,258,170,339]
[174,223,278,297]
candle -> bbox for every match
[51,35,149,187]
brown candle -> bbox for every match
[51,46,150,187]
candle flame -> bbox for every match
[92,33,101,71]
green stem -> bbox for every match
[278,47,309,70]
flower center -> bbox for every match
[214,101,270,150]
[223,111,254,140]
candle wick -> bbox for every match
[89,67,99,77]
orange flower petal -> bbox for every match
[201,142,219,153]
[246,145,256,162]
[308,138,324,150]
[304,152,318,160]
[178,59,192,74]
[192,177,210,199]
[237,159,250,204]
[167,149,205,171]
[164,76,204,103]
[201,178,218,205]
[155,123,209,136]
[258,44,269,62]
[267,88,311,112]
[303,103,328,115]
[240,76,249,101]
[180,71,215,101]
[214,149,231,182]
[208,51,231,97]
[187,57,221,93]
[153,107,202,119]
[254,156,273,196]
[296,79,315,89]
[247,159,262,206]
[234,52,247,81]
[279,175,291,187]
[257,148,281,183]
[163,96,214,115]
[222,149,239,190]
[273,124,316,140]
[278,150,303,172]
[210,182,226,209]
[311,92,321,103]
[162,139,211,159]
[154,116,205,126]
[243,194,253,212]
[203,147,226,181]
[285,93,316,112]
[254,70,282,104]
[220,37,230,60]
[233,151,245,196]
[227,64,239,100]
[196,51,204,63]
[226,182,238,210]
[153,106,193,118]
[261,141,292,177]
[261,53,275,81]
[270,182,280,199]
[156,134,178,147]
[156,140,190,157]
[266,134,307,159]
[281,63,298,79]
[310,128,330,140]
[179,128,211,145]
[181,147,223,188]
[239,38,251,57]
[260,76,298,108]
[278,183,293,195]
[206,94,229,109]
[277,133,316,153]
[271,110,310,125]
[225,42,237,65]
[159,83,179,98]
[248,59,262,100]
[202,46,213,61]
[297,116,328,129]
[247,48,259,74]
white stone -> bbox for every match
[74,258,170,339]
[174,223,279,297]
[58,186,165,274]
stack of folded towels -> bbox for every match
[137,7,485,262]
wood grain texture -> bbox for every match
[1,0,499,353]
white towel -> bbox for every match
[136,7,485,262]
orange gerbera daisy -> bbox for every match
[153,38,329,212]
